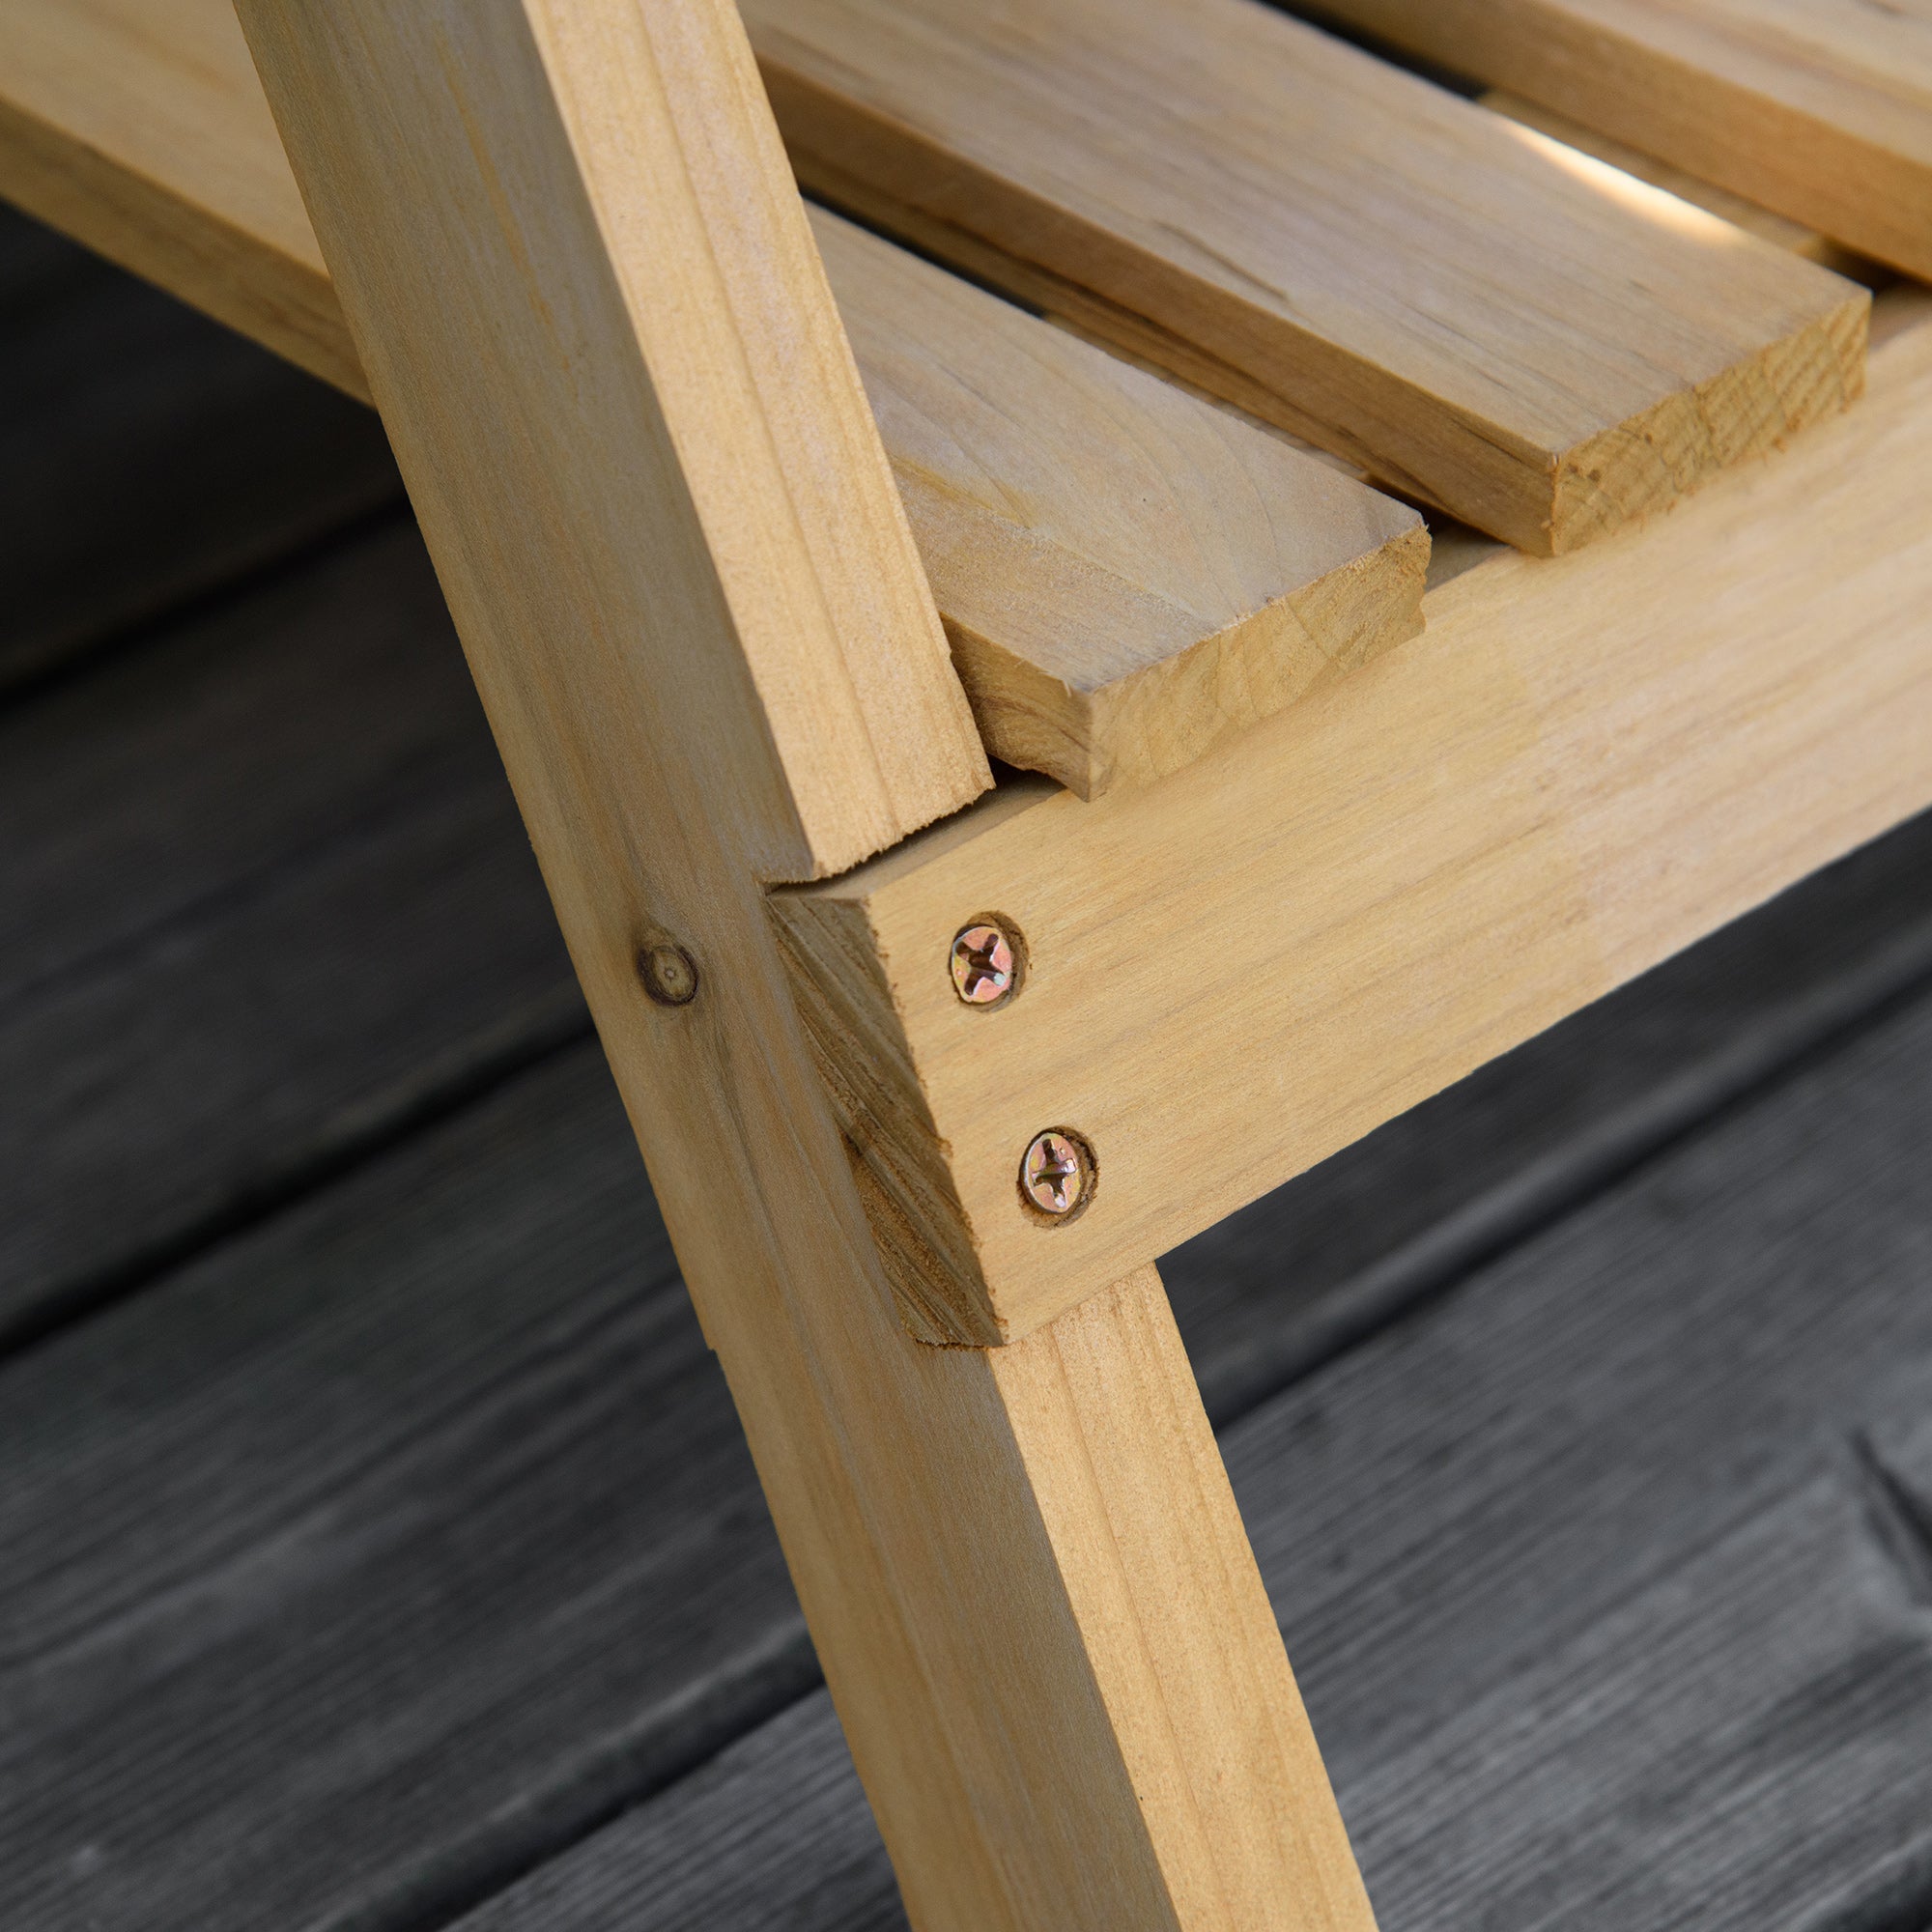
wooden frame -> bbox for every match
[223,3,1377,1926]
[8,0,1928,1924]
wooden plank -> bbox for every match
[1314,0,1932,283]
[743,0,1869,554]
[0,0,358,391]
[0,204,399,695]
[834,213,1427,797]
[773,291,1932,1347]
[0,521,582,1347]
[1478,92,1877,281]
[1168,803,1932,1425]
[234,5,1367,1928]
[441,944,1932,1932]
[242,0,990,889]
[0,0,1427,797]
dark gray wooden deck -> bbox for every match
[4,204,1930,1932]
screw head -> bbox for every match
[951,921,1018,1007]
[1021,1129,1093,1219]
[638,941,699,1007]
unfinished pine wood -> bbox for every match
[0,0,358,392]
[744,0,1869,554]
[1320,0,1932,283]
[0,0,1427,797]
[250,8,985,884]
[774,291,1932,1347]
[235,4,1370,1926]
[837,215,1427,797]
[1480,93,1873,279]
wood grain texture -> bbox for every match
[0,0,1426,797]
[1477,92,1875,280]
[0,206,400,693]
[0,0,360,391]
[835,212,1427,798]
[235,4,1364,1925]
[1317,0,1932,282]
[0,1049,815,1932]
[774,291,1932,1346]
[450,970,1932,1932]
[239,0,986,888]
[744,0,1869,553]
[1167,806,1932,1426]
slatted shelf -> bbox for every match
[3,0,1928,1921]
[0,0,1427,800]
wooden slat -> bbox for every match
[773,292,1932,1346]
[234,6,1370,1927]
[837,215,1426,797]
[1315,0,1932,283]
[0,0,354,376]
[0,0,1427,799]
[743,0,1869,554]
[1168,805,1932,1425]
[0,205,399,694]
[248,0,992,886]
[1477,93,1876,281]
[440,960,1932,1932]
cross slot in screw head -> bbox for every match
[1021,1129,1092,1218]
[951,921,1018,1007]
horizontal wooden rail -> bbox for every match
[743,0,1869,554]
[1314,0,1932,283]
[0,0,1425,800]
[774,293,1932,1346]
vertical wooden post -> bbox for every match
[234,3,1376,1925]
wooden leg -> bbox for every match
[235,2,1372,1922]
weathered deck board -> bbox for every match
[446,960,1932,1932]
[0,517,581,1345]
[0,1049,808,1932]
[0,208,398,694]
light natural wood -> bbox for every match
[0,0,357,392]
[988,1265,1378,1932]
[774,290,1932,1347]
[245,6,987,886]
[743,0,1870,554]
[1320,0,1932,284]
[0,0,1426,799]
[841,218,1428,797]
[234,2,1371,1926]
[1480,93,1874,280]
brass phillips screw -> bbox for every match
[1021,1129,1093,1219]
[951,920,1019,1007]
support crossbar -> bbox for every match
[774,294,1932,1345]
